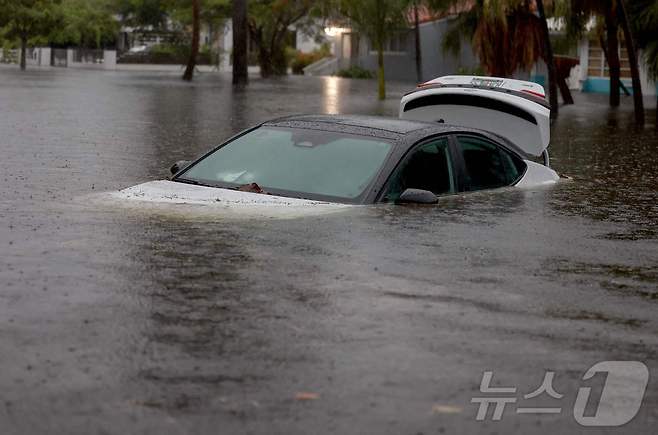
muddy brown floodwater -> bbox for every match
[1,67,657,434]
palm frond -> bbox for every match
[644,40,658,80]
[441,7,477,56]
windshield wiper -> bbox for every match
[175,178,268,194]
[238,182,266,194]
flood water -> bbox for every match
[1,67,657,434]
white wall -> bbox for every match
[219,20,233,72]
[22,47,51,67]
[296,32,324,54]
[103,50,116,69]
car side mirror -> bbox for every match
[396,188,438,205]
[170,160,191,175]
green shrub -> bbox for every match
[289,45,331,75]
[456,65,486,76]
[119,43,216,65]
[150,43,183,57]
[335,65,374,79]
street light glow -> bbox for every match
[324,27,349,37]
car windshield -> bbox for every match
[177,126,393,201]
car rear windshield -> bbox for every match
[177,126,393,201]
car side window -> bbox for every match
[383,137,455,201]
[456,135,523,191]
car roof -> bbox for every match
[264,114,458,137]
[261,114,528,157]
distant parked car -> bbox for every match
[127,45,149,54]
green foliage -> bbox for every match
[114,0,169,29]
[0,0,120,49]
[113,0,229,33]
[118,42,217,64]
[247,0,328,77]
[553,0,608,40]
[339,0,410,98]
[336,65,374,79]
[49,0,118,48]
[628,0,658,80]
[440,5,478,57]
[339,0,410,52]
[644,41,658,81]
[550,34,579,56]
[150,42,185,56]
[0,0,61,41]
[166,0,230,28]
[456,65,485,75]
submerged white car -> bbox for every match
[118,76,559,206]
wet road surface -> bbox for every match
[1,67,657,434]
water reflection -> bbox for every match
[322,76,340,114]
[548,98,658,239]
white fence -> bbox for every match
[0,49,19,64]
[2,48,117,69]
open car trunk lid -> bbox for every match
[399,76,550,157]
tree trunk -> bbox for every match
[536,0,558,119]
[182,0,200,81]
[554,54,577,104]
[377,44,385,100]
[20,36,27,71]
[413,2,422,83]
[252,29,285,78]
[269,31,288,76]
[557,75,574,104]
[272,46,287,75]
[232,0,248,85]
[258,44,272,78]
[604,4,621,107]
[618,0,644,124]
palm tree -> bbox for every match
[618,0,644,124]
[628,0,658,125]
[602,1,621,107]
[182,0,201,81]
[468,1,543,77]
[567,0,644,118]
[438,2,551,83]
[341,0,411,100]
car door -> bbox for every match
[380,136,457,202]
[453,134,526,192]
